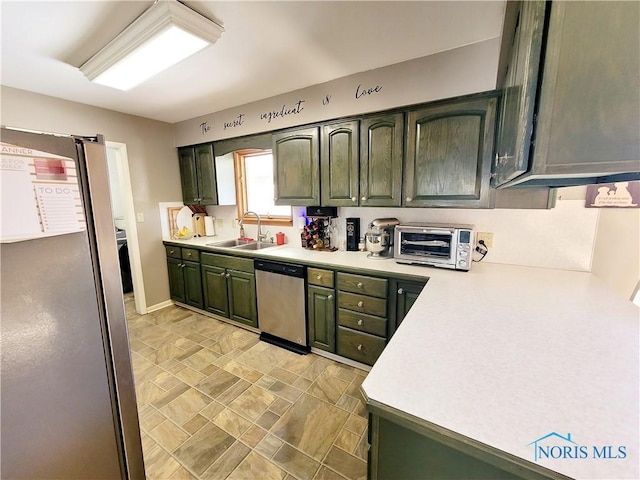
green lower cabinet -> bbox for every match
[202,264,230,317]
[307,285,336,352]
[201,265,257,328]
[227,269,258,328]
[166,254,203,309]
[183,260,203,309]
[369,413,527,480]
[167,257,186,303]
[394,280,427,328]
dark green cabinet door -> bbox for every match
[228,270,258,328]
[394,280,426,329]
[178,147,199,205]
[531,1,640,179]
[183,260,203,309]
[202,265,229,318]
[404,96,496,208]
[492,1,547,187]
[307,285,336,352]
[321,121,359,207]
[167,257,186,303]
[273,127,320,206]
[195,144,218,205]
[360,113,403,207]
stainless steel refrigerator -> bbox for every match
[0,127,144,479]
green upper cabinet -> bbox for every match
[404,96,496,208]
[178,144,218,205]
[493,1,640,187]
[492,0,546,187]
[273,127,320,206]
[360,113,404,207]
[321,121,359,207]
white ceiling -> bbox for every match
[0,1,505,124]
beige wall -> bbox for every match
[1,86,181,307]
[592,208,640,299]
[174,38,500,146]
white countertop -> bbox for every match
[362,263,639,479]
[166,236,639,479]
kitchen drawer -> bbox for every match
[308,267,334,288]
[338,308,387,337]
[337,326,386,366]
[181,248,200,262]
[337,272,387,298]
[166,245,182,259]
[201,252,254,273]
[338,291,387,317]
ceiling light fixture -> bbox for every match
[79,0,223,91]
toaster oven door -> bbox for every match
[398,228,455,261]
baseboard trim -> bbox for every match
[146,299,174,313]
[310,348,371,373]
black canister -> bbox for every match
[346,218,360,251]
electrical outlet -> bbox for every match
[476,232,494,248]
[216,218,223,228]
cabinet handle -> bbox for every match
[225,273,230,278]
[169,250,175,254]
[316,275,322,280]
[361,196,367,201]
[357,301,364,307]
[219,271,226,277]
[357,282,363,289]
[186,252,191,257]
[327,294,334,301]
[357,344,363,351]
[180,263,185,268]
[357,319,364,326]
[351,196,357,202]
[405,197,412,203]
[398,288,404,295]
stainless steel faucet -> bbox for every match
[239,211,266,242]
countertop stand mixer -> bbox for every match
[365,218,400,259]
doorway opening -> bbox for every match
[106,142,146,314]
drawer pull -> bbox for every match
[186,252,192,257]
[220,271,226,277]
[327,294,334,301]
[169,249,175,254]
[357,301,364,308]
[357,344,363,351]
[357,319,363,326]
[316,275,322,280]
[398,288,404,295]
[357,282,363,289]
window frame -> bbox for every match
[233,149,293,227]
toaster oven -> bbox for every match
[394,224,475,271]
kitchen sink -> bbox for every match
[206,239,255,248]
[232,242,278,251]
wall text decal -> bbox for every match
[260,100,306,123]
[322,94,332,106]
[223,114,245,130]
[355,83,383,99]
[200,121,211,135]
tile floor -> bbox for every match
[125,295,368,480]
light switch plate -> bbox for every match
[136,212,144,223]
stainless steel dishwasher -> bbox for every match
[254,259,310,354]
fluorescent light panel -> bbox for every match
[80,0,223,91]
